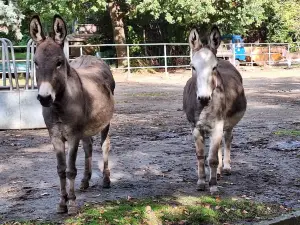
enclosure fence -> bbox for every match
[1,40,300,90]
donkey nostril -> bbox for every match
[199,97,210,106]
[37,94,53,107]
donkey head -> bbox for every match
[29,15,67,107]
[189,26,221,106]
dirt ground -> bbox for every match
[1,67,300,223]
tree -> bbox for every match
[0,0,24,41]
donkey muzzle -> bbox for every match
[37,94,53,107]
[198,96,211,106]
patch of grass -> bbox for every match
[2,196,287,225]
[274,129,300,136]
[63,196,284,225]
[0,77,29,87]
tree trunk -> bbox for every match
[107,0,127,68]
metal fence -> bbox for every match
[1,40,300,90]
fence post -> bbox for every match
[269,44,272,65]
[232,43,236,67]
[1,41,6,87]
[80,46,83,56]
[250,43,253,68]
[127,45,130,78]
[63,39,69,60]
[164,44,168,76]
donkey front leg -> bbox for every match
[80,137,93,190]
[101,124,111,188]
[208,121,224,195]
[66,138,80,215]
[193,128,206,191]
[52,137,68,214]
[223,129,233,175]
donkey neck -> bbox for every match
[52,63,86,116]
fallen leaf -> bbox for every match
[242,210,248,214]
[215,205,221,210]
[204,204,211,209]
[216,196,221,202]
[145,205,152,212]
[231,197,238,201]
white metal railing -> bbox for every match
[1,41,300,89]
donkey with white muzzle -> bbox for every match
[183,26,247,195]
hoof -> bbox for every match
[196,180,206,191]
[223,168,231,175]
[210,186,219,196]
[217,173,221,180]
[68,201,78,216]
[80,181,89,190]
[56,204,68,214]
[103,177,111,188]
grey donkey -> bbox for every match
[183,26,247,195]
[29,15,115,215]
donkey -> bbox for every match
[183,26,247,195]
[29,15,115,215]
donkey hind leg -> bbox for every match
[193,128,206,191]
[101,124,111,188]
[223,129,233,175]
[66,138,80,215]
[80,137,93,190]
[208,121,224,195]
[53,138,68,214]
[217,141,223,180]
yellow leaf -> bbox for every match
[242,210,248,214]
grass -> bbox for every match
[2,195,287,225]
[0,77,30,87]
[274,129,300,136]
[0,52,27,60]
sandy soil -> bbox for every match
[1,67,300,223]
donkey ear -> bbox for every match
[189,29,202,52]
[29,15,46,44]
[53,15,67,46]
[209,25,221,50]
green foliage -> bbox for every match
[7,0,300,46]
[0,0,24,41]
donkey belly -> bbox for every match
[83,103,114,137]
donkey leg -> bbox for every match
[193,128,206,191]
[52,138,68,214]
[66,138,80,215]
[217,142,223,180]
[223,129,233,175]
[80,137,93,190]
[101,124,111,188]
[208,121,223,195]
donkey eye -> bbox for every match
[191,66,196,71]
[213,66,217,70]
[56,61,62,68]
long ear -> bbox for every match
[53,15,67,46]
[209,25,221,50]
[189,29,202,52]
[29,15,46,44]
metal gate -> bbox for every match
[0,38,45,129]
